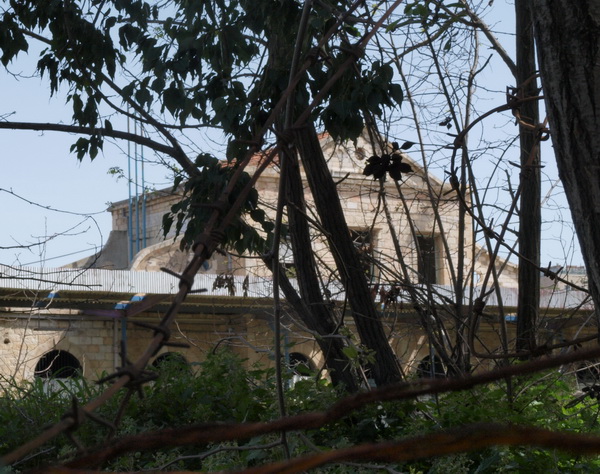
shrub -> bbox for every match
[3,358,600,472]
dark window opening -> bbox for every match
[152,352,189,372]
[576,362,600,386]
[351,229,372,248]
[351,229,375,280]
[288,352,314,376]
[416,355,446,379]
[34,350,82,379]
[417,235,437,284]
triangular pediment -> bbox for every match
[318,130,450,194]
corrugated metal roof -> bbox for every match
[0,264,275,296]
[0,264,593,312]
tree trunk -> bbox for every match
[532,1,600,313]
[516,0,541,355]
[282,146,360,391]
[261,19,360,391]
[293,123,403,386]
[263,256,359,391]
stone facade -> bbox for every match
[1,313,115,381]
[92,133,520,287]
[0,134,590,388]
[0,278,333,386]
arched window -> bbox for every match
[416,355,446,379]
[288,352,314,376]
[152,352,189,372]
[286,352,315,389]
[34,350,82,379]
[576,362,600,387]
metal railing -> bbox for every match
[0,264,592,310]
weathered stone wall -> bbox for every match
[0,308,325,387]
[2,302,595,389]
[0,313,116,382]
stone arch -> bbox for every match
[151,351,191,376]
[24,330,88,380]
[34,349,82,379]
[416,355,446,379]
[131,239,192,272]
[152,351,189,369]
[130,239,227,273]
[288,352,315,375]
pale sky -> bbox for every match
[0,53,173,267]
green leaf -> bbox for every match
[250,209,265,223]
[72,94,83,116]
[0,13,29,66]
[194,153,217,167]
[388,83,403,106]
[343,24,361,38]
[162,213,174,237]
[135,86,152,106]
[212,97,227,112]
[151,76,165,92]
[342,346,359,359]
[413,4,430,18]
[121,82,136,99]
[385,19,400,33]
[104,16,117,30]
[70,137,89,160]
[163,85,185,115]
[262,221,274,233]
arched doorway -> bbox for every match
[152,352,190,376]
[288,352,315,376]
[34,350,82,379]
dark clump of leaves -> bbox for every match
[162,153,276,255]
[439,116,453,129]
[363,142,413,182]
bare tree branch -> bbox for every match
[0,121,183,165]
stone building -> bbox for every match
[75,133,521,285]
[0,134,592,387]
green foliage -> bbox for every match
[0,351,279,471]
[403,0,467,26]
[162,154,275,254]
[402,373,600,473]
[317,60,403,142]
[0,10,28,66]
[3,358,600,472]
[136,351,277,426]
[0,374,108,470]
[2,0,411,251]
